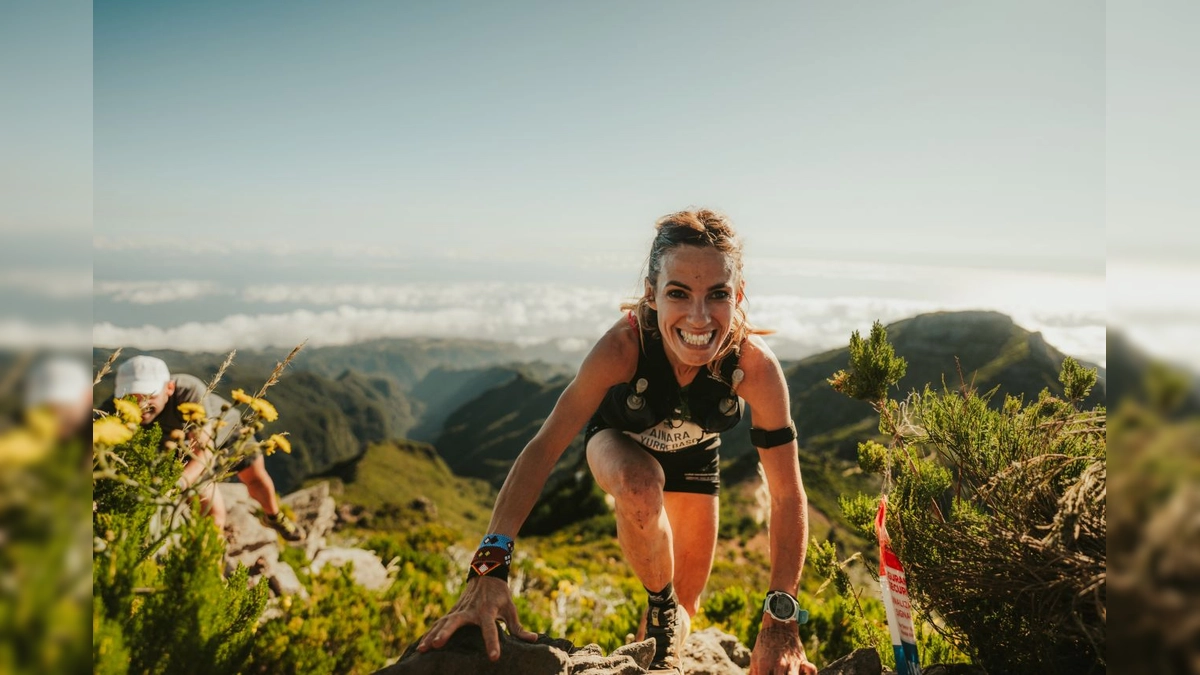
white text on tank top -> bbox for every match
[625,418,719,453]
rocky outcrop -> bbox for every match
[375,626,653,675]
[380,626,891,675]
[220,480,387,598]
[281,481,337,561]
[219,483,308,599]
[682,627,751,673]
[311,547,392,591]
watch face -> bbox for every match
[767,593,797,619]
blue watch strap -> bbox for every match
[763,590,809,624]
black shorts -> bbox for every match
[585,418,720,496]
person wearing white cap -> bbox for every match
[24,355,93,442]
[104,355,304,541]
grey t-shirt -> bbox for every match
[143,374,245,451]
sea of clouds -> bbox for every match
[87,264,1110,368]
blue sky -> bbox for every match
[2,2,1132,365]
[85,1,1114,362]
[94,2,1103,266]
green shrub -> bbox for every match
[246,565,386,675]
[92,426,268,675]
[831,323,1105,673]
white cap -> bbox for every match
[25,357,92,407]
[115,356,172,398]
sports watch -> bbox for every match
[762,590,809,624]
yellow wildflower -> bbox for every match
[248,397,278,422]
[0,428,51,466]
[93,417,135,447]
[113,398,142,425]
[177,402,207,424]
[231,388,278,422]
[24,407,58,440]
[264,433,291,454]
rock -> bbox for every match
[267,558,305,597]
[681,627,746,675]
[281,481,337,561]
[409,496,438,519]
[687,627,751,669]
[818,647,882,675]
[377,627,663,675]
[377,627,570,675]
[337,502,367,527]
[311,547,391,591]
[219,483,278,568]
[217,483,313,599]
[609,640,655,669]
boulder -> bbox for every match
[338,502,368,527]
[377,626,663,675]
[683,627,750,674]
[281,481,337,561]
[217,483,311,599]
[686,624,748,667]
[311,547,391,591]
[267,557,305,597]
[409,496,438,519]
[219,483,278,570]
[376,627,570,675]
[380,624,927,675]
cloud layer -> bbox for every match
[91,282,1108,367]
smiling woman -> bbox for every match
[625,210,766,375]
[417,209,819,675]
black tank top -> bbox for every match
[595,324,744,453]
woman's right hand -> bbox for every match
[415,576,539,661]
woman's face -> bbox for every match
[647,245,741,368]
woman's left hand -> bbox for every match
[748,620,818,675]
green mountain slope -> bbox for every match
[407,362,574,442]
[280,338,583,388]
[434,370,579,486]
[786,311,1107,461]
[314,439,496,535]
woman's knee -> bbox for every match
[587,433,665,501]
[609,463,666,513]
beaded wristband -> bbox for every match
[466,534,515,582]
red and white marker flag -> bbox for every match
[876,495,921,675]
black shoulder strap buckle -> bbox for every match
[750,421,797,449]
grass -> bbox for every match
[309,439,496,537]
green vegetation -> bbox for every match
[788,311,1106,462]
[435,372,581,486]
[1107,355,1200,673]
[0,420,91,674]
[313,439,496,535]
[93,426,268,675]
[829,321,1106,674]
[84,314,1119,672]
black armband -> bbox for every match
[750,421,797,448]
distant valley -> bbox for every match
[92,311,1108,543]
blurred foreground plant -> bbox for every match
[91,346,308,674]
